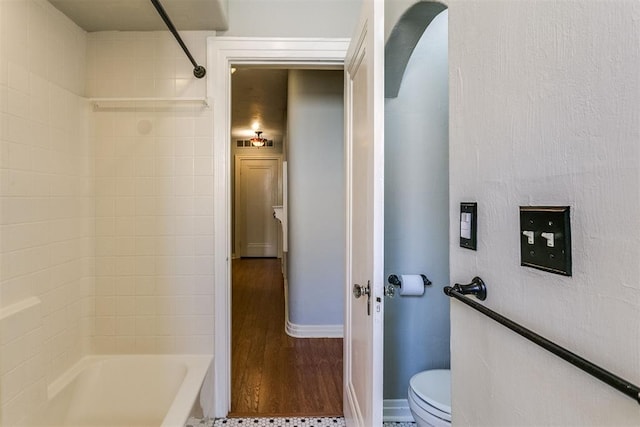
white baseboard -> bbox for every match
[383,399,415,422]
[285,319,344,338]
[283,277,343,338]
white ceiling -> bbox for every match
[231,68,288,145]
[47,0,228,31]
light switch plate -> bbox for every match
[519,206,571,276]
[460,202,477,250]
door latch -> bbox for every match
[353,281,371,315]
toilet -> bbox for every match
[407,369,451,427]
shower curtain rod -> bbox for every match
[150,0,206,78]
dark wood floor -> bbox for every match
[230,258,343,417]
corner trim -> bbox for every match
[283,277,343,338]
[285,320,344,338]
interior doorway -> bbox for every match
[209,37,350,418]
[228,65,346,417]
[382,4,450,423]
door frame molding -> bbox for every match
[234,155,283,257]
[208,36,349,417]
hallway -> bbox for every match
[231,258,343,417]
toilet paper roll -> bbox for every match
[399,274,425,296]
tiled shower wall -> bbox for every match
[0,0,91,424]
[87,31,215,354]
[1,2,215,422]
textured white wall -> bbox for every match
[449,1,640,425]
[0,0,91,424]
[287,70,345,326]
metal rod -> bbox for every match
[149,0,206,78]
[444,285,640,405]
[387,274,432,288]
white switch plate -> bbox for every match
[460,202,477,250]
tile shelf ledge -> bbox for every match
[88,97,210,108]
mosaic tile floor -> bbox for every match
[186,417,415,427]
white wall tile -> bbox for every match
[135,257,156,276]
[95,296,115,316]
[95,316,115,336]
[66,29,217,365]
[116,316,135,335]
[135,315,155,334]
[113,296,132,317]
[115,197,135,216]
[133,336,156,353]
[115,336,135,353]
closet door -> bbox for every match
[236,157,280,257]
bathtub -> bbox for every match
[23,355,212,427]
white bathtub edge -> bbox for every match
[47,355,110,399]
[161,354,213,427]
[45,354,214,427]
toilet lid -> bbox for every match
[409,369,451,415]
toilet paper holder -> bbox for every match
[385,274,432,297]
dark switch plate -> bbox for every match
[519,206,571,276]
[460,202,477,250]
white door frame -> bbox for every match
[234,155,283,257]
[208,37,350,417]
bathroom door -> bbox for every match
[343,0,384,425]
[235,156,281,257]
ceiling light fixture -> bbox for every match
[250,131,267,147]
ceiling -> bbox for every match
[47,0,228,31]
[46,1,287,145]
[231,68,288,145]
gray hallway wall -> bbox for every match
[287,70,345,327]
